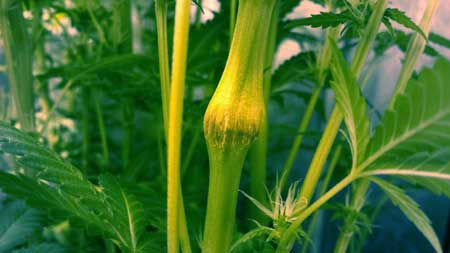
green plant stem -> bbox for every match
[301,145,342,253]
[202,0,277,251]
[181,126,201,178]
[334,180,370,253]
[167,0,192,251]
[247,2,279,225]
[299,0,388,202]
[202,146,249,253]
[0,0,35,131]
[387,0,439,110]
[155,0,171,137]
[334,2,440,251]
[81,87,90,172]
[279,27,340,191]
[230,0,237,45]
[277,174,356,252]
[93,92,109,169]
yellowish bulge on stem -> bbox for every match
[204,71,265,150]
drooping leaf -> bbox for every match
[0,201,42,252]
[359,59,450,184]
[384,8,426,39]
[371,178,442,253]
[329,38,370,167]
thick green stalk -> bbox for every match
[279,27,340,191]
[248,2,279,225]
[202,0,277,252]
[0,0,35,131]
[155,0,171,137]
[167,0,192,252]
[299,0,388,202]
[388,0,439,110]
[334,2,440,252]
[202,146,249,253]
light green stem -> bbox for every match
[202,146,249,253]
[301,145,342,253]
[334,180,370,253]
[93,92,109,168]
[167,0,192,252]
[279,27,340,191]
[388,0,439,110]
[230,0,237,45]
[155,0,171,137]
[299,0,388,202]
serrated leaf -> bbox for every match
[371,178,442,253]
[285,11,354,29]
[384,8,426,39]
[359,59,450,180]
[0,201,42,251]
[99,174,147,253]
[230,226,274,252]
[329,38,370,167]
[0,122,152,253]
[271,51,316,89]
[361,149,450,196]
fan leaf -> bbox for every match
[359,59,450,176]
[371,178,442,253]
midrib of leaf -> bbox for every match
[363,169,450,180]
[358,108,450,171]
[121,189,137,252]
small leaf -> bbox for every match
[285,11,354,29]
[372,178,442,253]
[384,8,426,39]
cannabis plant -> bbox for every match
[0,0,449,253]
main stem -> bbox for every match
[167,0,191,252]
[202,0,277,252]
[202,147,249,253]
